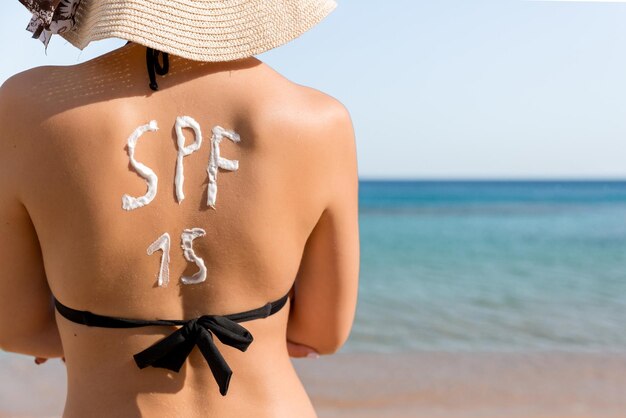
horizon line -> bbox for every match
[357,177,626,182]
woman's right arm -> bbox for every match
[286,101,359,355]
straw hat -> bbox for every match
[19,0,338,62]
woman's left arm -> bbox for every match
[0,76,63,359]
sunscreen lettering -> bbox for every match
[207,126,240,209]
[147,232,171,287]
[180,228,208,285]
[174,116,203,204]
[121,120,159,210]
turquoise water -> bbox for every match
[343,181,626,353]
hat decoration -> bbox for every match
[19,0,81,50]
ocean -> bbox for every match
[344,180,626,353]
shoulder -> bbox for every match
[0,68,42,161]
[0,64,59,104]
[0,63,87,144]
[297,85,354,135]
[251,62,355,152]
[298,86,356,172]
[286,83,356,173]
[249,63,357,203]
[0,65,66,193]
[0,63,81,117]
[260,62,351,124]
[0,65,62,133]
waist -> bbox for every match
[62,351,313,418]
[56,303,310,418]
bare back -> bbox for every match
[0,42,359,417]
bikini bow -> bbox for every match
[18,0,82,49]
[133,314,255,396]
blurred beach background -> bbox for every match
[4,0,626,417]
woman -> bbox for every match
[0,1,360,417]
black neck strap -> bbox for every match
[123,41,171,91]
[146,47,170,91]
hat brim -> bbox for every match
[59,0,338,61]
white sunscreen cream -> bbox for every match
[175,116,203,204]
[180,228,208,285]
[207,126,240,209]
[122,120,159,210]
[147,232,171,287]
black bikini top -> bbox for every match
[53,291,290,396]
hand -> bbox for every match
[34,356,65,365]
[287,339,319,358]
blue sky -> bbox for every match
[2,0,626,179]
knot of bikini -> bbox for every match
[133,312,258,396]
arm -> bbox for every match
[0,77,63,358]
[286,100,360,355]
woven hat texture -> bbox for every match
[20,0,338,61]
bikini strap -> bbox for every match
[53,290,290,328]
[53,290,291,396]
